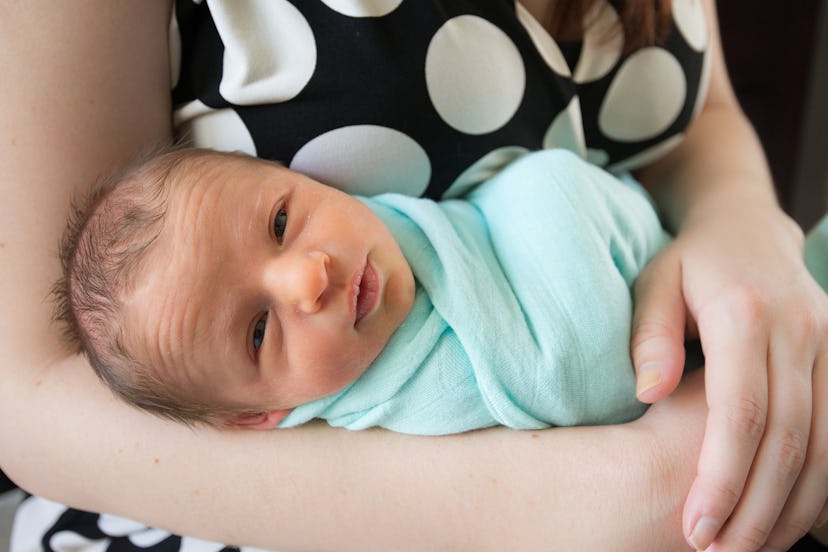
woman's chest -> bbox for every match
[171,0,708,198]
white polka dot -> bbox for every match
[210,0,316,105]
[174,100,258,155]
[129,528,178,549]
[586,148,610,167]
[290,125,431,196]
[169,9,182,89]
[442,146,529,198]
[543,97,586,156]
[599,48,686,142]
[95,516,173,549]
[608,134,684,172]
[10,497,66,552]
[49,531,103,551]
[672,0,708,52]
[98,514,148,536]
[574,0,623,83]
[426,16,525,135]
[515,1,570,76]
[319,0,403,17]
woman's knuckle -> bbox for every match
[722,285,768,322]
[730,523,770,551]
[630,319,671,350]
[726,394,767,440]
[772,518,812,545]
[773,428,807,481]
[701,286,769,337]
[706,477,742,508]
[788,310,817,349]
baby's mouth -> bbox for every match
[353,260,380,326]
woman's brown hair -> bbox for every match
[547,0,674,52]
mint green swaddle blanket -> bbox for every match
[279,150,669,434]
[279,149,828,435]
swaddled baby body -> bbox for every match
[57,147,828,434]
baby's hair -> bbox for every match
[53,145,265,427]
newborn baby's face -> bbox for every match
[124,154,415,422]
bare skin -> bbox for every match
[124,155,416,427]
[632,2,828,548]
[1,1,824,551]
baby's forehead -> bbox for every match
[123,158,230,289]
[139,152,270,290]
[165,152,234,193]
[121,220,224,383]
[159,155,238,221]
[162,152,278,206]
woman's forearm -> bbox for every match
[6,354,705,551]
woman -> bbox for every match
[1,1,825,550]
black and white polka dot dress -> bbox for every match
[13,1,710,550]
[171,0,711,199]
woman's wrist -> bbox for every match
[631,368,707,550]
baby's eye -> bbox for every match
[274,209,288,244]
[252,314,267,352]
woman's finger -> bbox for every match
[630,250,687,403]
[764,348,828,550]
[708,310,814,551]
[682,288,770,550]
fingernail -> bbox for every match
[688,516,721,551]
[636,364,662,398]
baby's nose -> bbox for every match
[272,251,330,314]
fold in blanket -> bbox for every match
[279,150,828,435]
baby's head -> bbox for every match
[55,147,415,428]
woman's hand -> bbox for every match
[631,199,828,551]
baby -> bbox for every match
[53,148,715,433]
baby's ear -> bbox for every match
[224,409,291,430]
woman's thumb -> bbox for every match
[631,253,688,403]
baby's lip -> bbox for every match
[352,259,380,327]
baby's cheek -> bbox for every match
[294,347,366,399]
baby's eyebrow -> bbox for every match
[184,257,238,363]
[185,291,252,388]
[236,186,273,238]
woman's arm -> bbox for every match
[10,357,709,551]
[0,2,704,549]
[632,1,828,550]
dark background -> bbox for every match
[718,0,823,213]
